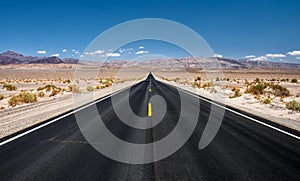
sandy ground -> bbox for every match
[0,65,147,138]
[153,70,300,132]
[1,65,299,138]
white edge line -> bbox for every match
[0,82,139,146]
[172,84,300,140]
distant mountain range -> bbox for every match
[0,50,299,69]
[0,51,78,65]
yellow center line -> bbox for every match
[148,102,152,117]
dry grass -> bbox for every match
[286,100,300,111]
[2,83,17,91]
[8,92,37,107]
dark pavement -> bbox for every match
[0,74,299,180]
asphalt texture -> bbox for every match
[0,74,299,180]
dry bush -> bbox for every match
[38,91,45,97]
[2,83,17,91]
[286,100,300,111]
[37,84,60,92]
[0,94,4,100]
[291,78,298,83]
[262,98,271,104]
[87,86,95,91]
[9,92,37,107]
[229,87,242,98]
[68,85,82,93]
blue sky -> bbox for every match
[0,0,300,62]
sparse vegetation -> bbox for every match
[286,100,300,111]
[9,92,37,107]
[37,84,60,92]
[49,89,59,97]
[291,78,298,83]
[263,98,271,104]
[87,85,95,91]
[245,83,268,95]
[68,85,82,93]
[229,87,242,98]
[38,91,45,97]
[246,82,289,98]
[2,83,17,91]
[0,94,4,100]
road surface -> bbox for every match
[0,74,299,180]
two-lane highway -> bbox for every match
[0,74,299,180]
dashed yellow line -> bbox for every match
[148,102,152,117]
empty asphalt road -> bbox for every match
[0,74,299,180]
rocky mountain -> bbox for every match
[0,51,299,69]
[0,51,74,64]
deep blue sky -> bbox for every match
[0,0,300,62]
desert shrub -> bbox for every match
[196,76,201,81]
[63,79,71,84]
[270,78,276,81]
[246,83,268,95]
[0,106,4,110]
[104,80,113,87]
[95,85,100,89]
[216,77,220,81]
[201,82,212,88]
[68,85,82,93]
[49,89,59,97]
[37,84,59,92]
[263,98,271,104]
[286,100,300,111]
[9,92,37,106]
[229,88,242,98]
[269,84,290,97]
[0,94,4,100]
[291,78,298,83]
[38,91,45,97]
[2,83,17,91]
[255,78,260,83]
[87,85,94,91]
[174,78,180,82]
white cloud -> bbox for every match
[62,49,67,53]
[37,50,46,54]
[84,49,104,55]
[106,53,120,57]
[250,56,267,61]
[135,50,149,55]
[296,57,300,60]
[287,50,300,56]
[72,49,76,52]
[265,53,286,58]
[139,46,144,49]
[244,55,256,59]
[75,51,80,54]
[127,48,133,51]
[213,54,223,58]
[51,53,60,57]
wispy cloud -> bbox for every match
[139,46,144,49]
[135,50,149,55]
[51,53,60,57]
[213,54,223,58]
[84,49,105,55]
[244,55,256,59]
[106,53,120,57]
[287,50,300,56]
[62,49,67,53]
[250,56,267,61]
[296,57,300,60]
[37,50,46,54]
[265,53,286,58]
